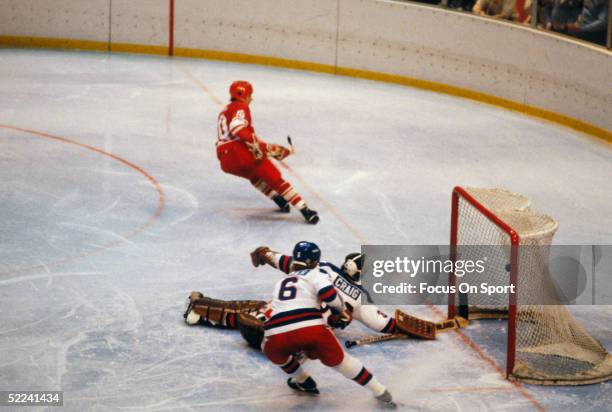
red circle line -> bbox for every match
[0,124,166,275]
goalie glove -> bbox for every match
[250,246,276,267]
[266,143,291,161]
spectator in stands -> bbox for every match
[539,0,582,30]
[473,0,511,18]
[539,0,556,27]
[472,0,521,19]
[442,0,477,12]
[557,0,608,45]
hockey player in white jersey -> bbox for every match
[251,246,398,334]
[261,241,395,407]
[182,250,393,349]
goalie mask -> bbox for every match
[342,253,364,284]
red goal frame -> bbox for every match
[447,186,520,378]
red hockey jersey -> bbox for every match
[217,101,256,145]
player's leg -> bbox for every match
[217,143,292,212]
[253,159,319,224]
[332,353,394,406]
[263,333,319,394]
[304,326,395,407]
[249,177,290,213]
[281,355,319,394]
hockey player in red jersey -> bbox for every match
[216,80,319,224]
[262,241,395,407]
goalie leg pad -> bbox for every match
[183,291,205,324]
[185,310,201,325]
[185,292,265,329]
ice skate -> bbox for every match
[375,390,397,409]
[287,376,319,395]
[300,207,319,224]
[273,195,291,213]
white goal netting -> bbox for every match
[452,187,612,385]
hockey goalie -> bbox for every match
[183,242,452,348]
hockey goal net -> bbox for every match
[448,186,612,385]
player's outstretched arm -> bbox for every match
[250,247,293,273]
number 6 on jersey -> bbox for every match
[278,277,298,300]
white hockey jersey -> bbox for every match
[272,254,396,334]
[264,267,344,337]
[320,265,395,333]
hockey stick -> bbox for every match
[345,333,407,348]
[287,135,295,154]
[345,316,468,349]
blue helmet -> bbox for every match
[292,241,321,265]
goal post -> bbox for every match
[448,186,520,378]
[447,186,612,385]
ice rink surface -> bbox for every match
[0,49,611,411]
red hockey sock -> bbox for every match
[333,354,386,396]
[280,355,308,381]
[381,318,397,334]
[277,181,306,209]
[250,178,278,199]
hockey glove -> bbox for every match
[267,144,291,161]
[250,246,272,267]
[328,309,353,330]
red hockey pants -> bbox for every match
[263,325,345,367]
[216,141,283,191]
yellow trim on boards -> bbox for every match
[0,36,169,56]
[174,47,611,143]
[333,67,612,144]
[174,47,336,75]
[111,42,168,56]
[1,35,610,144]
[0,35,107,52]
